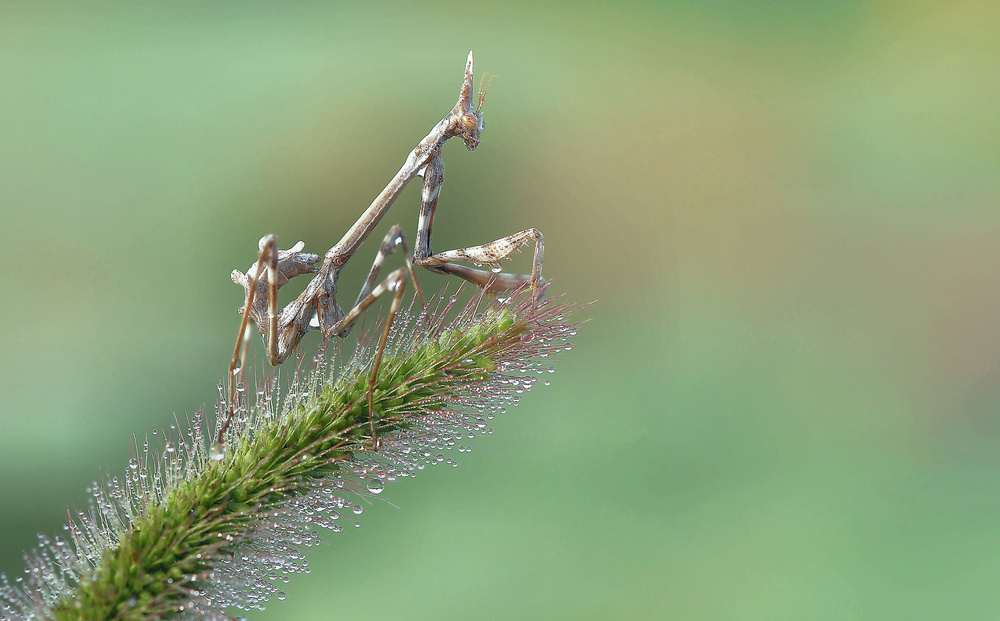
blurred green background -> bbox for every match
[2,1,999,619]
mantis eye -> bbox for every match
[461,112,481,133]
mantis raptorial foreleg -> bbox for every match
[412,154,545,299]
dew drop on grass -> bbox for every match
[209,443,226,461]
[366,479,385,494]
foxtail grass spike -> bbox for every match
[0,289,580,620]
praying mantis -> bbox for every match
[216,52,545,450]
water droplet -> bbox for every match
[490,265,503,274]
[209,443,226,461]
[564,342,574,350]
[165,441,175,453]
[366,479,385,494]
[352,505,364,515]
[128,458,138,470]
[232,366,241,377]
[543,380,551,386]
[547,367,556,374]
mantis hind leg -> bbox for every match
[329,267,409,450]
[219,235,279,446]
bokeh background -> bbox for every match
[2,1,999,619]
